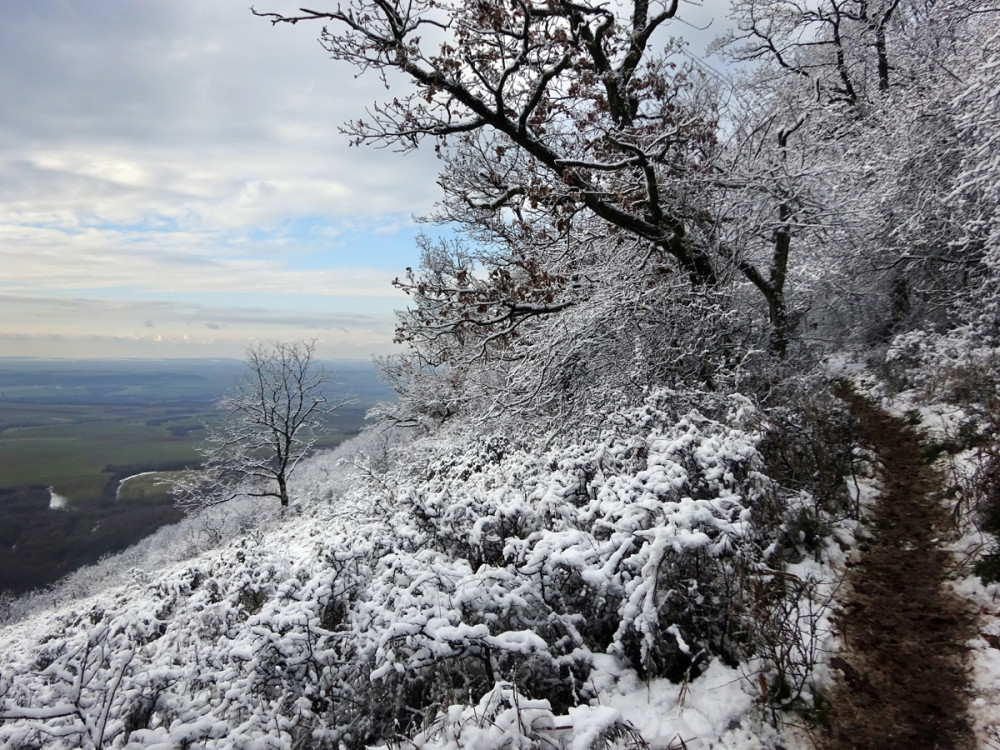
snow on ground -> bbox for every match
[953,572,1000,749]
[0,396,860,750]
[48,487,68,510]
[385,655,794,750]
[937,451,1000,750]
[587,655,770,749]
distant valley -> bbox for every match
[0,357,393,594]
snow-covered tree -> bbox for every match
[714,0,1000,347]
[256,2,722,277]
[719,0,913,103]
[254,1,836,364]
[177,340,341,509]
[376,219,745,437]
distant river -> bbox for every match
[115,472,158,501]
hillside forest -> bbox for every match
[3,1,1000,748]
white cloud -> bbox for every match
[0,0,733,358]
[0,2,439,312]
[0,295,400,359]
[0,221,407,296]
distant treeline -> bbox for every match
[0,469,190,595]
[0,458,202,595]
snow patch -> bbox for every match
[48,487,68,510]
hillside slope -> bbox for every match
[1,387,860,750]
[3,374,1000,749]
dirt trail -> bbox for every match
[819,390,976,750]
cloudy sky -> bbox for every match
[0,1,721,360]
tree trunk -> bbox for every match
[768,206,792,358]
[767,290,789,359]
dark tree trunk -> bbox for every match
[768,204,793,358]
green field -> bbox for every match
[0,404,361,503]
[0,359,388,504]
[0,412,212,501]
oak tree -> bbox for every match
[254,1,790,349]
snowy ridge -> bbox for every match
[0,388,846,749]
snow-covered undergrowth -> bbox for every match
[0,388,854,749]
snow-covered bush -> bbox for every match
[0,520,384,750]
[1,385,847,748]
[757,377,860,543]
[342,388,828,720]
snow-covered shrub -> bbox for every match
[0,517,384,750]
[349,389,780,706]
[740,566,834,714]
[756,377,859,555]
[0,385,851,747]
[884,328,1000,408]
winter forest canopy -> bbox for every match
[3,0,1000,748]
[247,0,1000,436]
